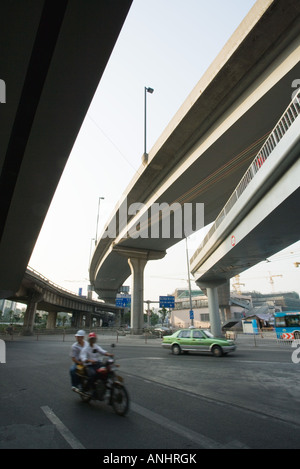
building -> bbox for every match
[0,299,17,317]
[169,287,300,330]
[170,288,210,329]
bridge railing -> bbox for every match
[191,91,300,265]
[26,266,84,297]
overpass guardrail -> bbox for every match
[26,266,86,298]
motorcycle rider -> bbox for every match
[80,332,114,381]
[69,329,87,391]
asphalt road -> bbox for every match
[1,333,300,452]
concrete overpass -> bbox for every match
[8,267,122,335]
[90,0,300,333]
[0,0,132,298]
[190,93,300,336]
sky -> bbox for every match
[29,0,300,303]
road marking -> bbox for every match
[124,370,300,431]
[130,402,249,449]
[41,406,85,449]
[231,359,293,365]
[141,357,164,360]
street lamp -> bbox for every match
[185,237,194,327]
[95,197,104,245]
[142,86,154,165]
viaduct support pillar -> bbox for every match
[197,281,225,337]
[46,311,57,329]
[23,290,44,335]
[71,311,83,328]
[84,312,92,328]
[128,257,147,334]
[206,286,222,337]
[113,247,166,335]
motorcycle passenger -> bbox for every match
[80,332,113,381]
[69,330,88,391]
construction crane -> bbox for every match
[231,273,283,293]
[268,272,283,291]
[232,275,245,294]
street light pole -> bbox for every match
[186,237,194,326]
[95,196,104,245]
[143,86,154,164]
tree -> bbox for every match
[144,309,159,326]
[158,307,168,324]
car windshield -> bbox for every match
[203,330,214,338]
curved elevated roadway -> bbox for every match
[90,0,300,332]
[8,267,122,335]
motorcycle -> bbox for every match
[73,344,129,416]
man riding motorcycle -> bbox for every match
[70,329,87,391]
[80,332,114,381]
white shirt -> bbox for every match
[80,343,108,365]
[70,340,88,362]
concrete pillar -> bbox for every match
[112,246,166,334]
[71,311,84,328]
[197,280,226,337]
[128,256,147,334]
[95,317,101,327]
[115,309,122,327]
[46,311,57,329]
[206,286,222,337]
[22,290,44,335]
[85,312,92,328]
[71,312,78,328]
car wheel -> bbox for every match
[211,345,223,357]
[172,344,181,355]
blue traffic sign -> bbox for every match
[189,310,194,319]
[159,296,175,308]
[116,295,131,307]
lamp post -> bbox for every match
[95,197,104,245]
[142,86,154,164]
[186,237,194,326]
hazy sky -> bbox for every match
[29,0,300,302]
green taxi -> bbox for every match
[162,328,236,357]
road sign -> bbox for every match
[282,332,294,340]
[189,310,194,320]
[159,296,175,308]
[116,295,131,307]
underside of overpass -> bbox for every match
[190,96,300,336]
[0,0,132,299]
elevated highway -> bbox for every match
[191,94,300,335]
[90,0,300,332]
[0,0,132,299]
[8,267,122,335]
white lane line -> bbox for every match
[41,406,85,449]
[131,402,230,449]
